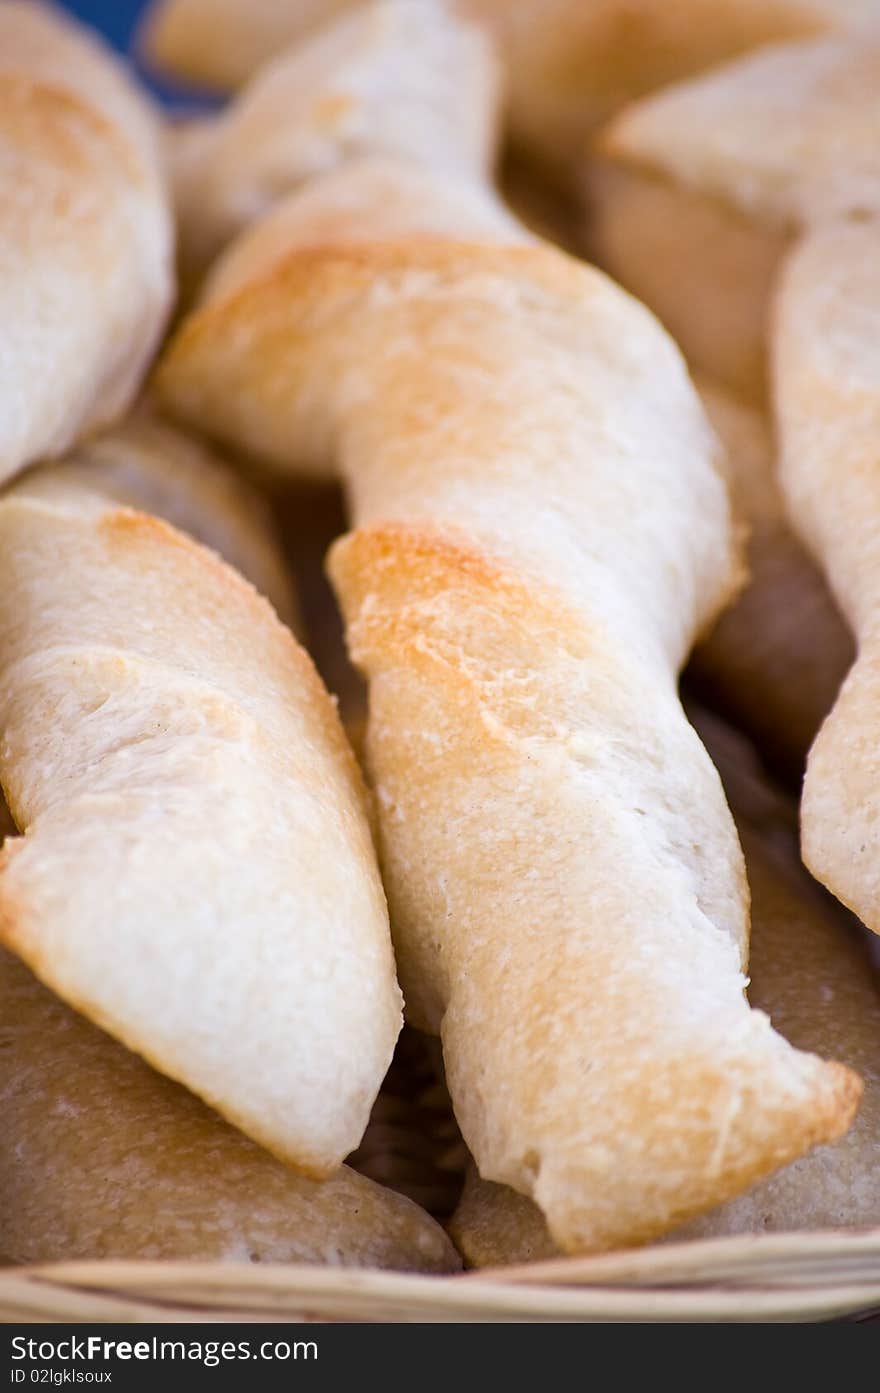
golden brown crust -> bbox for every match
[167,2,500,286]
[0,3,172,480]
[159,235,648,480]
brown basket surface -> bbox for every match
[2,1028,877,1322]
[2,1231,879,1323]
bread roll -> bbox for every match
[58,409,300,632]
[774,220,880,937]
[0,2,172,481]
[689,379,852,776]
[450,711,880,1265]
[0,472,401,1177]
[169,0,499,286]
[0,942,456,1272]
[157,157,859,1254]
[466,0,862,183]
[588,32,880,399]
[141,0,360,91]
[165,0,853,777]
[141,0,861,165]
[450,1165,558,1269]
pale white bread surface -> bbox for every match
[587,160,787,400]
[54,408,301,632]
[774,220,880,936]
[0,946,456,1271]
[450,713,880,1265]
[0,474,402,1177]
[157,162,859,1254]
[0,1,173,482]
[689,379,852,774]
[170,0,500,284]
[588,33,880,398]
[596,31,880,230]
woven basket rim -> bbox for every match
[3,1228,879,1323]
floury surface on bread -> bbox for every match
[0,2,172,482]
[0,941,457,1272]
[158,159,860,1254]
[774,221,880,938]
[450,711,880,1265]
[0,473,402,1176]
[587,32,880,399]
[169,0,500,286]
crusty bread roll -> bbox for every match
[204,156,527,316]
[466,0,861,183]
[157,155,860,1254]
[679,710,880,1237]
[169,0,499,286]
[161,0,852,783]
[449,1165,558,1269]
[450,710,880,1266]
[140,0,859,160]
[0,2,173,482]
[774,220,880,937]
[141,0,360,91]
[688,379,853,776]
[58,409,300,632]
[0,471,401,1177]
[0,942,456,1272]
[164,0,853,780]
[588,32,880,400]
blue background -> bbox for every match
[60,0,148,52]
[59,0,216,108]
